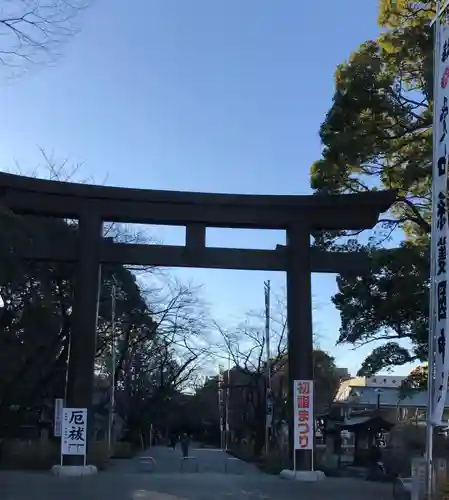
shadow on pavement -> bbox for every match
[0,446,394,499]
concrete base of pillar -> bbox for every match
[280,469,326,482]
[51,465,98,476]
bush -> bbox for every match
[112,441,134,459]
[88,441,111,470]
[0,439,112,470]
[228,443,255,462]
[259,450,290,475]
[382,446,412,477]
[228,444,291,475]
[0,439,58,470]
[431,481,449,500]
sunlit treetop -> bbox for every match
[378,0,435,28]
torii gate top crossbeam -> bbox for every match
[0,172,396,230]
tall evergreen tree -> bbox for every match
[310,1,437,374]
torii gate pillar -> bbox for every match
[286,225,314,472]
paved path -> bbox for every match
[112,444,260,475]
[0,445,394,499]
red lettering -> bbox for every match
[297,381,310,394]
[297,395,310,409]
[297,410,308,422]
[297,422,309,433]
[298,434,309,448]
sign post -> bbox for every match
[61,408,88,466]
[293,380,314,475]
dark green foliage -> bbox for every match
[0,210,201,445]
[310,1,437,372]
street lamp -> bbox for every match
[374,388,383,410]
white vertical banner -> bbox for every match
[54,398,63,437]
[293,380,314,450]
[218,365,225,432]
[431,21,449,425]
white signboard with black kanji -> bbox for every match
[61,408,87,456]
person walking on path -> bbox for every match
[169,433,177,450]
[181,433,190,458]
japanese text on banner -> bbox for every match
[293,380,314,451]
[431,23,449,425]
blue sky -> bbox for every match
[0,0,410,376]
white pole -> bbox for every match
[431,0,449,26]
[107,277,117,454]
[427,2,442,497]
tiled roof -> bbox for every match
[334,385,449,408]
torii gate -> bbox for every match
[0,172,395,472]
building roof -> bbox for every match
[340,415,395,431]
[334,385,449,409]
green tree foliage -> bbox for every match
[333,242,429,374]
[0,215,77,427]
[399,363,428,398]
[0,210,207,445]
[310,0,438,374]
[313,349,341,412]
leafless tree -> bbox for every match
[1,154,213,436]
[215,287,320,374]
[212,290,290,454]
[95,272,213,405]
[93,274,214,439]
[0,0,87,76]
[212,287,329,455]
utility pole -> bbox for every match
[225,354,231,451]
[107,276,117,454]
[264,280,272,456]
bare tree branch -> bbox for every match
[0,0,87,76]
